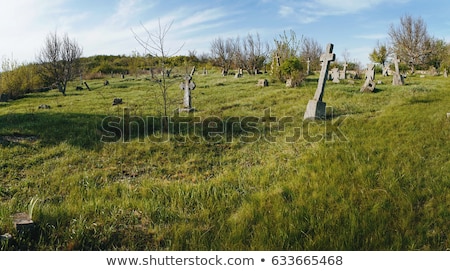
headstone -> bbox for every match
[444,69,448,78]
[303,43,335,120]
[340,62,348,79]
[112,98,123,106]
[392,56,404,86]
[360,64,376,93]
[202,67,208,75]
[306,58,311,75]
[331,68,340,83]
[234,68,243,78]
[221,68,227,76]
[285,79,294,88]
[179,75,196,112]
[257,79,269,87]
[104,80,110,86]
[382,65,390,76]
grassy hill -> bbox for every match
[0,70,449,250]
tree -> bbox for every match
[210,37,233,74]
[388,15,433,73]
[37,31,83,96]
[300,36,323,71]
[369,41,391,67]
[271,30,304,83]
[133,20,183,121]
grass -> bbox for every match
[0,69,449,250]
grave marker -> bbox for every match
[179,75,196,112]
[360,64,376,93]
[331,67,340,83]
[392,56,404,86]
[303,43,335,120]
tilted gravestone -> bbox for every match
[303,43,335,120]
[331,68,340,83]
[360,64,376,93]
[179,75,196,112]
[392,56,404,86]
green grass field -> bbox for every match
[1,69,449,250]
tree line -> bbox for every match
[370,14,450,73]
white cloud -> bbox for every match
[278,0,411,23]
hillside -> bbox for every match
[0,70,449,250]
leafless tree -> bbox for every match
[210,37,234,74]
[37,31,83,96]
[388,15,433,73]
[300,36,323,71]
[132,20,183,119]
[242,33,270,74]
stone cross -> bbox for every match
[179,75,196,112]
[313,44,336,101]
[392,56,404,86]
[304,43,335,120]
[331,67,340,83]
[365,64,375,81]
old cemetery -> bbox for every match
[0,58,449,250]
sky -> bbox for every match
[1,0,450,68]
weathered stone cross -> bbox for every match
[304,43,335,120]
[179,74,196,112]
[314,44,335,101]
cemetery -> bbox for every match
[0,13,449,251]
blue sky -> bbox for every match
[1,0,449,66]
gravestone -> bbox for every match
[179,75,196,112]
[340,62,348,79]
[303,43,335,120]
[360,64,376,93]
[382,65,390,76]
[202,67,208,75]
[257,79,269,87]
[306,58,311,75]
[331,68,340,83]
[234,68,243,78]
[444,69,448,78]
[285,79,294,88]
[221,68,228,76]
[392,56,404,86]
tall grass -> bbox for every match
[0,72,449,250]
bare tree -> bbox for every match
[242,33,270,74]
[133,20,183,119]
[37,31,82,96]
[210,37,233,74]
[301,36,323,71]
[388,15,433,73]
